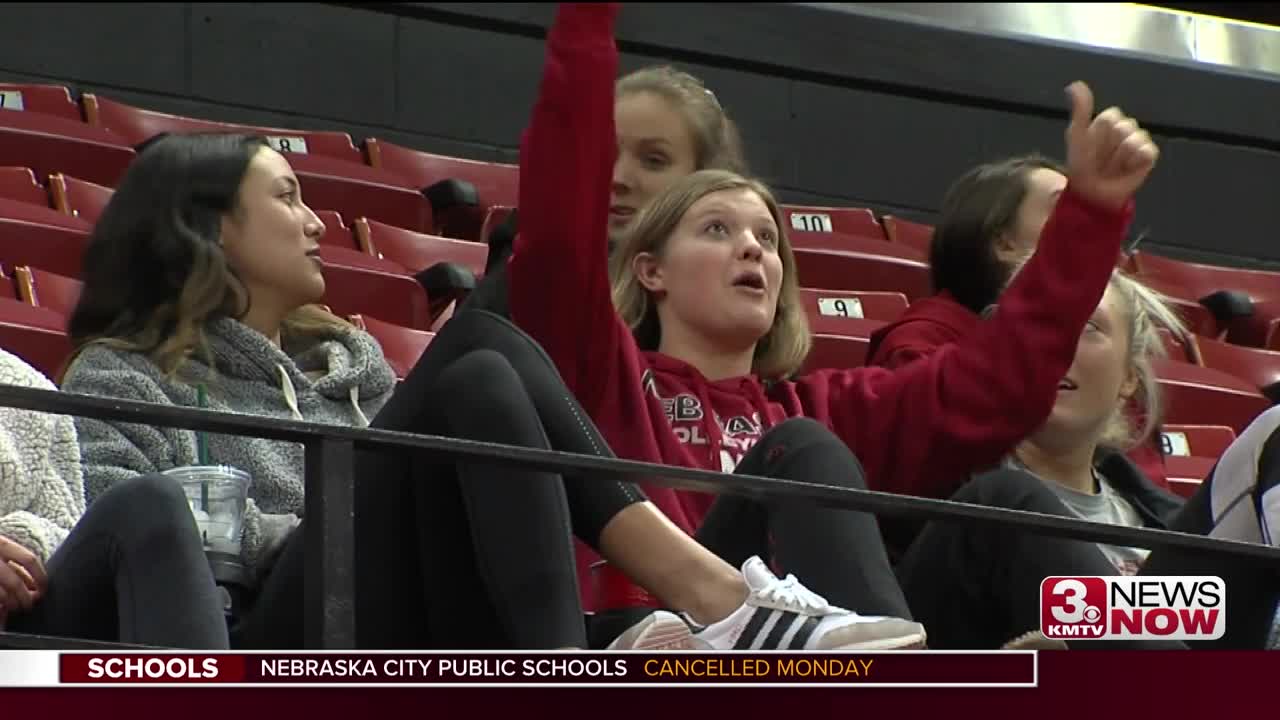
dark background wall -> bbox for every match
[2,2,1278,268]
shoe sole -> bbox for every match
[825,631,929,651]
[611,612,706,651]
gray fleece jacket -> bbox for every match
[60,316,396,573]
[0,349,85,564]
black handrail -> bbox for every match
[5,384,1278,558]
[0,382,1277,648]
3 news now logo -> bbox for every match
[1040,576,1225,641]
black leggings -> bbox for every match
[8,473,229,648]
[898,469,1277,649]
[697,417,909,618]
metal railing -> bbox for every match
[0,382,1277,649]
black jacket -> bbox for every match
[1095,450,1185,530]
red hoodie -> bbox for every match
[508,3,1130,585]
[865,291,977,370]
[867,290,1172,489]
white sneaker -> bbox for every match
[688,557,927,651]
[606,557,926,652]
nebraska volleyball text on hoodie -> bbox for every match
[508,3,1132,536]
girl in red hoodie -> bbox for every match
[503,2,1160,648]
[417,3,931,652]
[865,154,1172,488]
[499,0,1162,640]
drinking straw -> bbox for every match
[197,384,210,512]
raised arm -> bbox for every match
[507,3,629,412]
[807,82,1160,499]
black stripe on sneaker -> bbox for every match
[789,616,820,650]
[762,611,804,649]
[733,607,776,650]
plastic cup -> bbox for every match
[163,465,251,556]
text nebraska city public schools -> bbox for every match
[256,657,875,680]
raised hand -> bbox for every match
[1064,81,1159,212]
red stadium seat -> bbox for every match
[85,95,432,231]
[353,217,487,277]
[0,83,84,121]
[0,266,14,300]
[348,314,435,379]
[798,288,908,323]
[316,246,431,331]
[0,167,50,207]
[1159,424,1235,459]
[1154,358,1271,435]
[881,216,934,255]
[14,266,82,317]
[1164,456,1216,498]
[801,318,887,372]
[1134,250,1280,303]
[0,199,92,278]
[85,94,363,163]
[0,111,134,187]
[365,139,517,240]
[0,297,70,380]
[792,247,932,302]
[789,230,926,260]
[1157,328,1199,365]
[1191,334,1280,401]
[315,211,358,251]
[366,140,519,205]
[1138,275,1221,339]
[48,173,113,225]
[781,205,885,241]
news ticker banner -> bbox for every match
[0,650,1037,688]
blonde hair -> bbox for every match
[610,169,810,380]
[616,66,747,174]
[1098,271,1188,450]
[1002,258,1187,451]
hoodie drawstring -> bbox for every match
[349,386,370,428]
[277,363,371,427]
[277,365,304,422]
